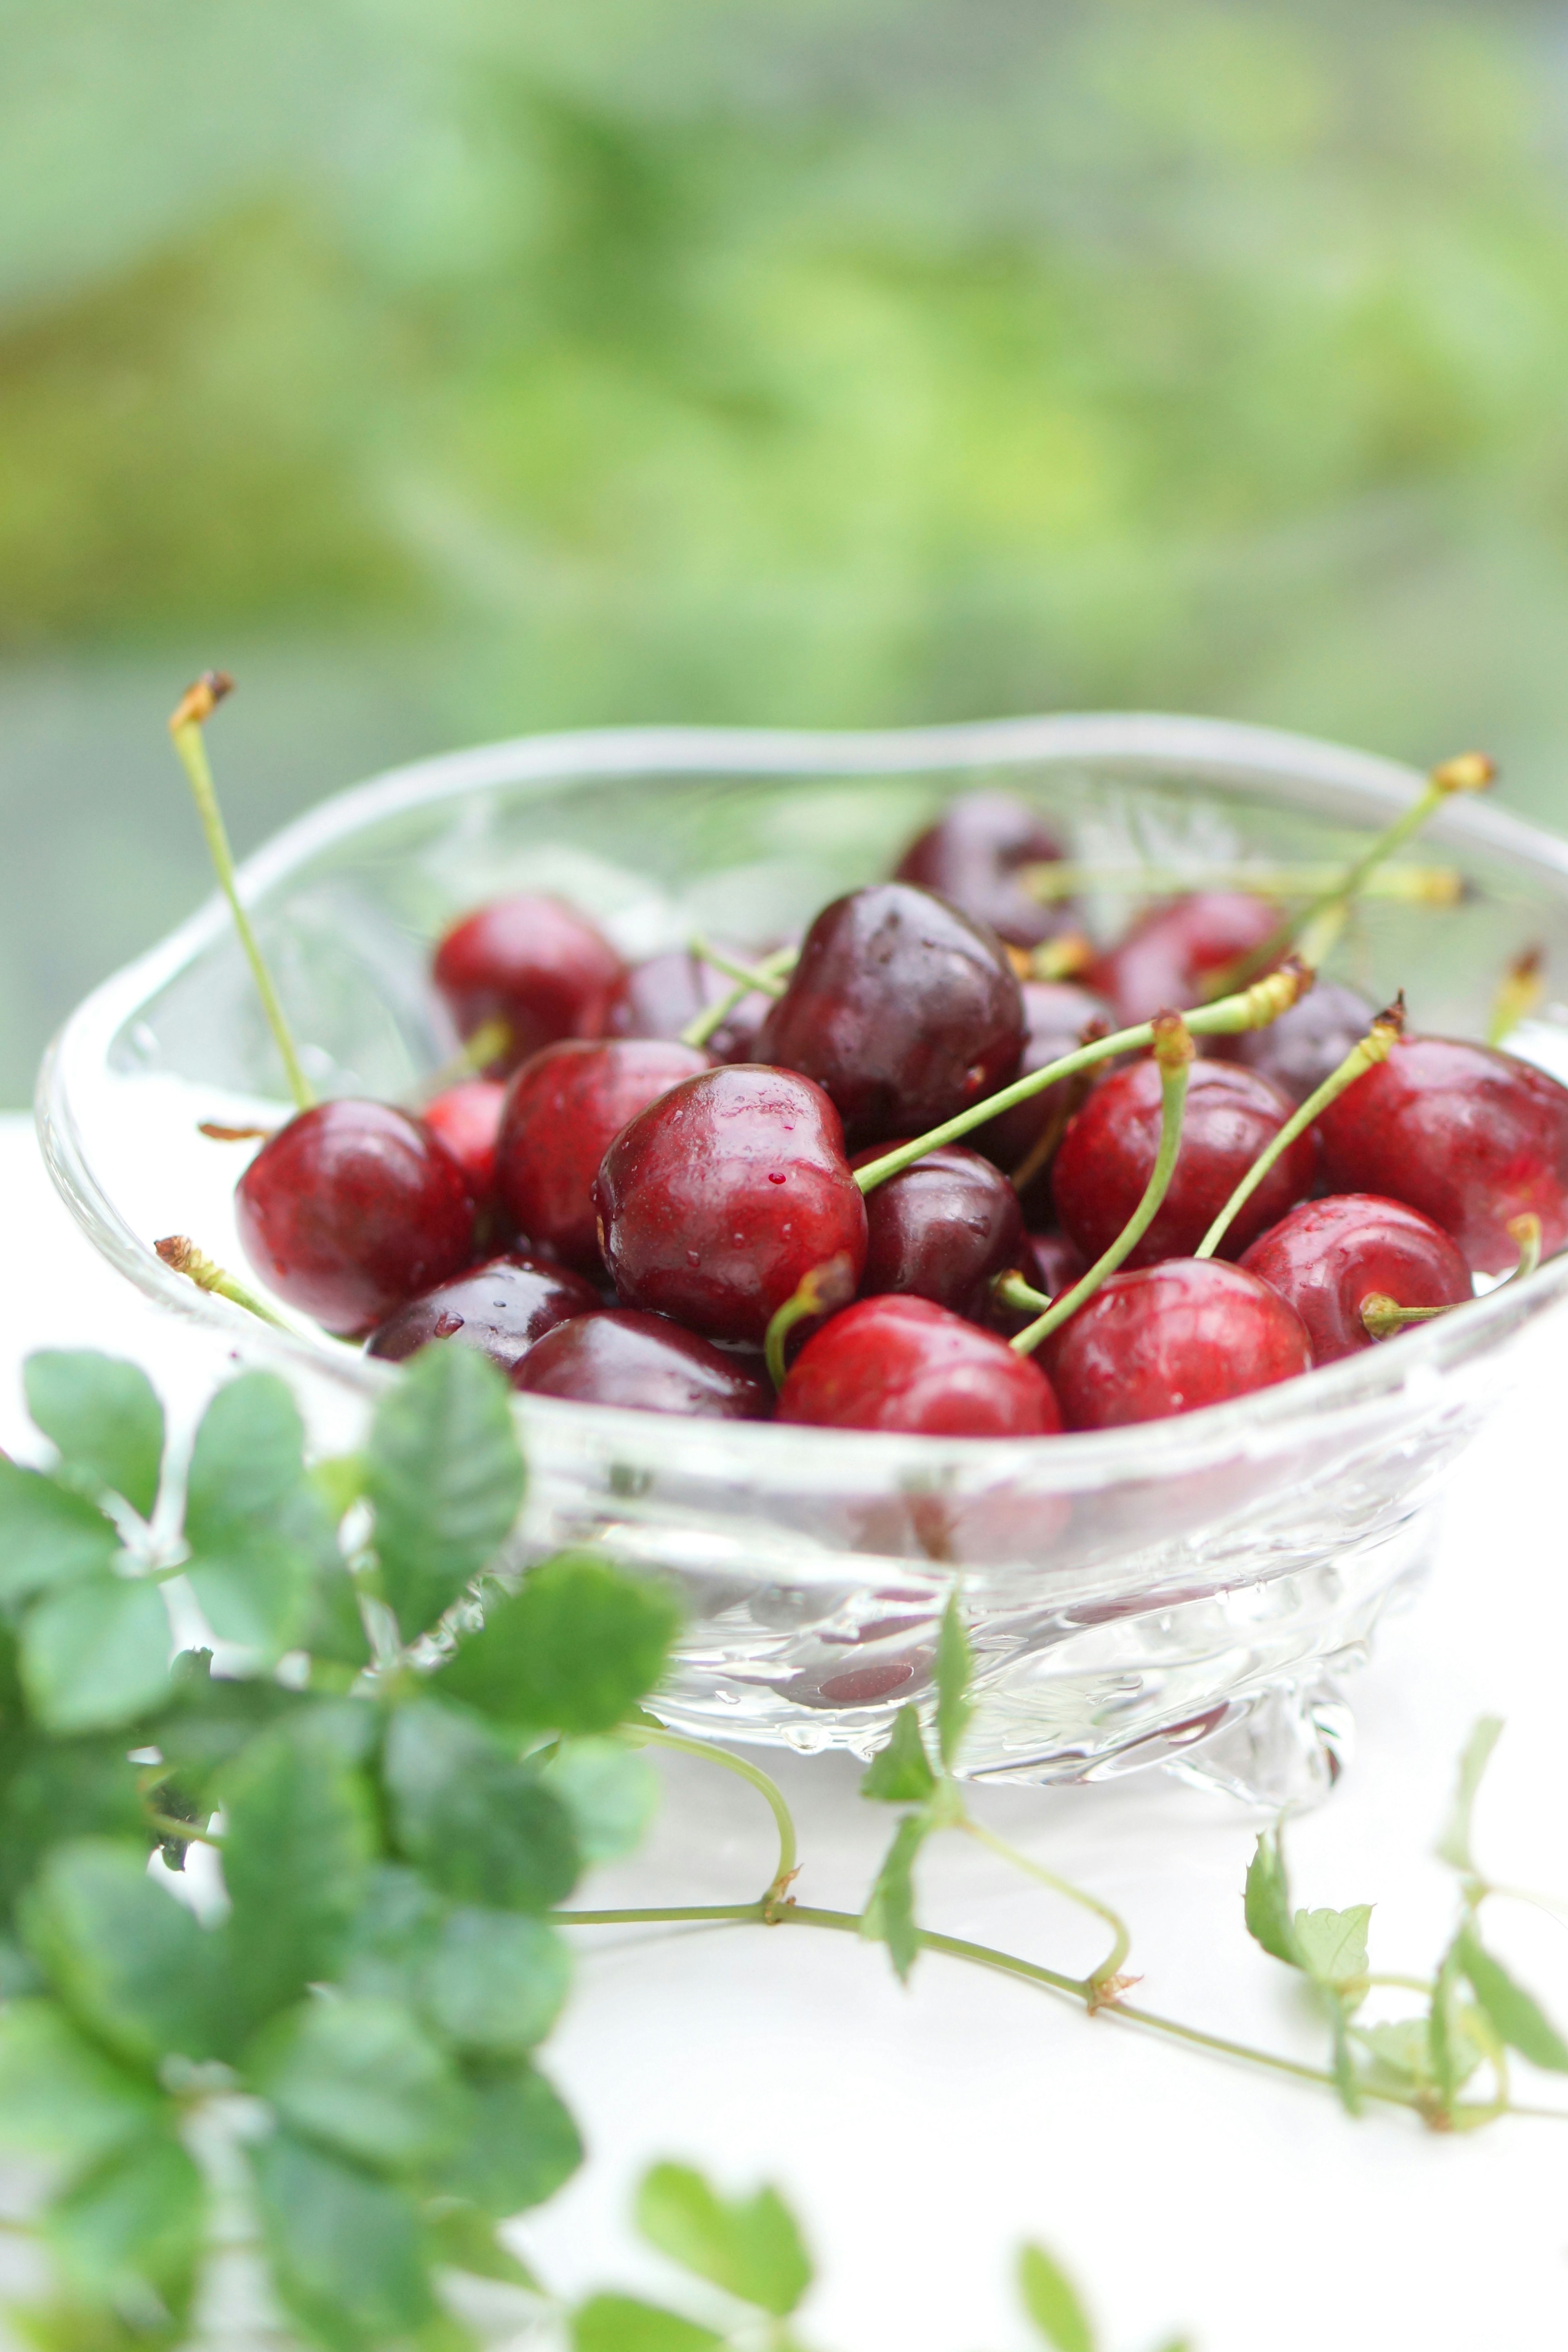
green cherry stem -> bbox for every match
[1488,946,1545,1049]
[855,962,1312,1197]
[154,1235,292,1330]
[1361,1210,1542,1340]
[1195,997,1405,1262]
[626,1718,800,1907]
[169,674,314,1112]
[681,942,800,1050]
[414,1016,512,1102]
[689,936,793,998]
[993,1271,1051,1316]
[1021,859,1463,907]
[763,1254,858,1389]
[1010,1013,1194,1355]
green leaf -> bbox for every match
[0,1736,151,1915]
[1428,1937,1463,2111]
[0,2000,159,2164]
[432,2059,583,2217]
[574,2296,724,2352]
[933,1594,972,1771]
[1436,1716,1505,1875]
[424,1910,571,2056]
[310,1454,366,1526]
[24,1354,165,1521]
[366,1345,525,1642]
[1243,1829,1299,1966]
[1327,1999,1361,2115]
[183,1374,330,1664]
[20,1575,171,1733]
[860,1704,937,1804]
[539,1737,660,1865]
[438,1553,679,1735]
[384,1699,579,1914]
[20,1840,223,2069]
[218,1713,376,2040]
[636,2162,811,2318]
[426,2204,540,2290]
[1358,2014,1485,2092]
[145,1656,297,1812]
[1292,1905,1372,1996]
[1018,2241,1096,2352]
[860,1813,928,1984]
[1457,1925,1568,2072]
[185,1537,314,1662]
[249,1996,467,2173]
[298,1556,372,1670]
[46,2126,204,2323]
[249,2127,436,2352]
[0,1462,122,1605]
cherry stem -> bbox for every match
[1195,998,1406,1261]
[168,675,314,1113]
[1360,1212,1542,1341]
[855,962,1311,1196]
[1487,945,1545,1049]
[993,1270,1051,1315]
[1021,859,1463,907]
[414,1017,512,1102]
[1009,1015,1194,1354]
[1031,932,1095,981]
[681,942,800,1050]
[154,1234,291,1330]
[762,1253,858,1389]
[1004,1081,1080,1196]
[1207,751,1496,998]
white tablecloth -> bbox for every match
[3,1111,1565,2352]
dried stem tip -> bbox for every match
[169,672,234,733]
[155,1234,288,1329]
[1151,1011,1195,1072]
[1234,956,1315,1031]
[1430,751,1497,796]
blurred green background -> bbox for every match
[6,0,1568,1101]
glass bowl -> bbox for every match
[37,714,1568,1806]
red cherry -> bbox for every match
[970,978,1114,1178]
[513,1309,771,1419]
[235,1099,475,1336]
[851,1142,1024,1323]
[1052,1058,1316,1267]
[607,947,771,1062]
[1091,894,1279,1027]
[365,1252,601,1373]
[1239,1194,1471,1365]
[421,1077,506,1210]
[777,1295,1061,1437]
[756,882,1024,1147]
[1047,1259,1312,1429]
[1315,1033,1568,1274]
[432,895,625,1074]
[595,1064,869,1345]
[1232,981,1376,1103]
[497,1038,708,1275]
[893,790,1069,948]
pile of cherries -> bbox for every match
[229,791,1568,1438]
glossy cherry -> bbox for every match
[432,894,625,1074]
[1052,1057,1316,1267]
[756,882,1024,1147]
[596,1063,869,1344]
[852,1142,1024,1323]
[1233,980,1376,1102]
[777,1295,1062,1436]
[421,1077,507,1213]
[513,1309,771,1419]
[1239,1194,1471,1365]
[1047,1258,1313,1429]
[607,947,771,1062]
[971,978,1114,1179]
[365,1252,601,1373]
[235,1098,475,1336]
[893,790,1069,947]
[1091,893,1279,1027]
[1314,1034,1568,1274]
[497,1038,708,1274]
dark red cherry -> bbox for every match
[235,1099,475,1336]
[851,1143,1024,1323]
[365,1253,601,1373]
[757,883,1024,1147]
[1052,1058,1316,1267]
[595,1064,869,1345]
[971,979,1115,1178]
[497,1039,708,1275]
[1239,1194,1471,1365]
[607,947,770,1063]
[512,1310,771,1419]
[421,1077,507,1211]
[1047,1259,1312,1429]
[1233,981,1376,1102]
[777,1295,1061,1436]
[1315,1034,1568,1274]
[432,895,625,1074]
[1091,893,1279,1027]
[893,790,1069,948]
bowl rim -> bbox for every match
[36,708,1568,1483]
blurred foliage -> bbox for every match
[7,0,1568,1098]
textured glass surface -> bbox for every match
[37,715,1568,1803]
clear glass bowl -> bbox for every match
[37,715,1568,1805]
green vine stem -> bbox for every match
[628,1719,800,1907]
[959,1816,1132,1992]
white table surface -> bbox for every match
[4,1110,1566,2352]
